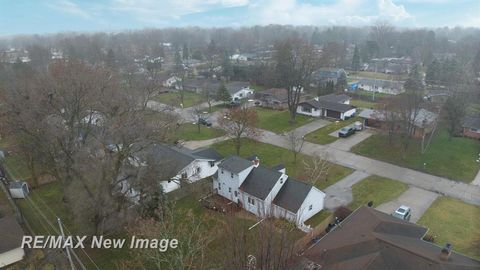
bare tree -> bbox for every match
[287,130,305,163]
[303,154,331,187]
[275,39,317,124]
[218,107,259,155]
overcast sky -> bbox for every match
[1,0,479,36]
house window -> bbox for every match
[196,167,201,174]
[302,107,312,113]
[181,172,188,179]
[218,183,221,190]
[234,191,238,197]
[248,197,255,205]
[221,169,224,174]
[231,173,234,178]
[209,161,215,167]
[309,205,313,211]
[229,187,231,193]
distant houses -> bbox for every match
[213,155,326,228]
[297,94,356,120]
[312,68,347,86]
[357,78,405,95]
[225,81,253,100]
[256,88,291,109]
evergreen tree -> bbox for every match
[216,82,231,103]
[352,45,360,72]
[221,51,234,80]
[336,72,348,92]
[425,58,439,85]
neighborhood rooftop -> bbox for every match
[273,178,313,213]
[218,155,254,174]
[295,206,480,270]
[300,99,355,113]
[0,216,24,254]
[239,164,283,200]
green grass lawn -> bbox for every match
[417,197,480,260]
[350,99,379,109]
[2,154,32,182]
[212,138,353,187]
[351,89,394,99]
[304,210,332,227]
[349,175,408,210]
[152,91,204,108]
[352,128,480,182]
[176,123,225,141]
[253,108,313,134]
[305,117,360,145]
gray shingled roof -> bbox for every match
[318,94,350,104]
[0,216,24,253]
[218,156,254,174]
[191,148,223,161]
[239,165,283,200]
[226,81,250,95]
[299,99,355,113]
[273,178,313,213]
[463,115,480,129]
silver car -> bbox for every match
[392,205,411,221]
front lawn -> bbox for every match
[352,128,480,182]
[253,108,313,134]
[350,99,379,109]
[350,71,407,80]
[212,138,352,187]
[176,123,225,141]
[417,197,480,260]
[305,117,360,145]
[349,175,408,210]
[152,91,204,108]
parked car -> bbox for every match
[338,126,356,138]
[392,205,411,221]
[197,117,212,127]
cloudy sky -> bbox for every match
[0,0,479,35]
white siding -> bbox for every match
[161,159,218,193]
[232,88,253,100]
[297,106,322,117]
[296,187,326,225]
[341,108,357,120]
[0,248,25,268]
[214,165,254,203]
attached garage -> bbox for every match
[326,109,341,119]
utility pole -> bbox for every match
[58,217,75,270]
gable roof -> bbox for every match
[218,156,254,174]
[295,206,480,270]
[273,178,313,213]
[239,165,283,200]
[226,81,250,95]
[261,88,289,103]
[299,99,355,113]
[463,115,480,130]
[0,216,24,253]
[318,93,350,104]
[191,148,223,161]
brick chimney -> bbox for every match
[439,243,452,261]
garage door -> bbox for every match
[326,109,341,119]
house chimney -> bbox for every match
[440,243,452,261]
[252,156,260,167]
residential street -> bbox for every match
[150,102,480,206]
[376,186,439,223]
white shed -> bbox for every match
[8,182,29,199]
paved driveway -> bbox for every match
[323,170,371,210]
[328,130,374,151]
[287,119,331,137]
[376,186,439,223]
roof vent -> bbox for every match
[440,243,452,261]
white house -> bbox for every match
[0,216,25,268]
[163,76,182,89]
[357,78,405,95]
[213,156,325,228]
[226,81,254,100]
[297,94,356,120]
[230,54,248,62]
[128,145,223,194]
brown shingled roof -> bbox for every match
[293,206,480,270]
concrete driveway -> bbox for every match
[376,186,439,223]
[323,170,371,210]
[328,129,374,151]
